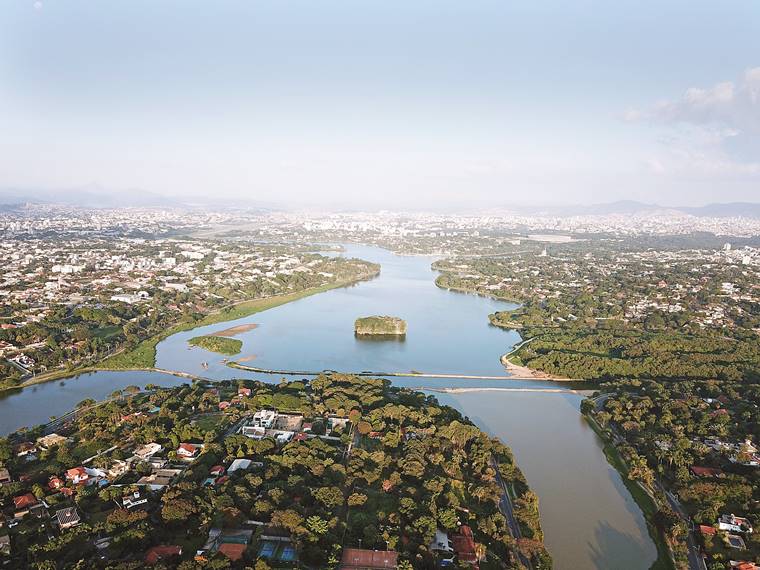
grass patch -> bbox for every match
[193,413,224,432]
[93,325,122,340]
[188,335,242,355]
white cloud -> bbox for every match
[632,67,760,133]
[33,1,43,11]
[630,67,760,181]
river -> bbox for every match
[0,244,656,569]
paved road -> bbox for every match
[492,456,533,570]
[663,489,707,570]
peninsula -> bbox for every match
[0,375,551,568]
[354,315,407,336]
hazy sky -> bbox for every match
[1,0,758,208]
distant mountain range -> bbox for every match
[1,187,759,219]
[517,200,760,219]
[0,184,180,208]
[0,185,277,211]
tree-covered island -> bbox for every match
[0,375,550,569]
[354,316,408,337]
[188,336,243,356]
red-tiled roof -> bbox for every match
[13,493,38,510]
[699,525,717,536]
[691,466,724,478]
[339,548,399,569]
[66,467,87,479]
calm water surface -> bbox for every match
[0,244,655,569]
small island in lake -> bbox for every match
[188,335,242,355]
[354,315,407,336]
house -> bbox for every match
[429,528,455,564]
[339,548,398,569]
[227,458,252,473]
[0,467,12,486]
[48,476,64,490]
[210,465,225,477]
[252,410,277,429]
[137,468,182,491]
[731,562,760,570]
[66,466,89,485]
[699,525,717,536]
[123,491,148,509]
[218,401,231,410]
[690,466,725,478]
[132,442,163,460]
[451,525,479,566]
[719,514,754,534]
[177,443,200,459]
[107,460,130,478]
[55,507,81,529]
[145,545,182,565]
[14,442,36,458]
[13,493,38,511]
[238,387,251,397]
[241,426,266,439]
[36,433,68,449]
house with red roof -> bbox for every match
[177,443,200,459]
[690,466,725,479]
[731,562,760,570]
[66,466,89,485]
[13,493,38,510]
[48,475,64,490]
[210,465,225,477]
[699,525,717,536]
[238,387,252,397]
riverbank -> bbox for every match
[434,274,584,382]
[433,274,523,305]
[1,270,379,394]
[583,408,676,570]
[500,353,579,382]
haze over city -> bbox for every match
[2,0,759,209]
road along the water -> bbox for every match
[0,244,656,570]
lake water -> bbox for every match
[0,244,656,569]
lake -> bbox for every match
[0,244,656,569]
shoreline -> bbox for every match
[500,353,580,382]
[1,269,379,394]
[432,273,583,383]
[583,408,676,570]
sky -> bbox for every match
[0,0,758,209]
